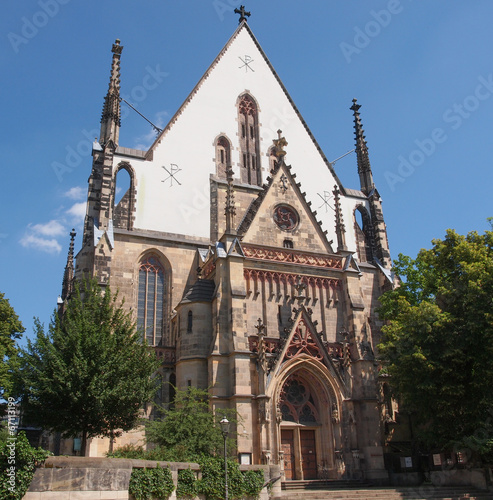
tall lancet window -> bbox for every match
[238,94,261,186]
[113,164,134,230]
[354,206,373,263]
[137,255,165,346]
[215,136,231,179]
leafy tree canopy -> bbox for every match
[0,292,24,400]
[378,226,493,454]
[17,278,160,454]
[144,386,238,462]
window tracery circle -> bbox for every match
[273,204,299,231]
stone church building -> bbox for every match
[62,11,396,483]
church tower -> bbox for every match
[72,10,394,483]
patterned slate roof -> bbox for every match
[181,279,215,304]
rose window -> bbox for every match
[273,204,299,231]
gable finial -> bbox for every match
[273,129,288,160]
[293,276,307,307]
[100,39,123,147]
[350,98,374,195]
[234,5,251,24]
[255,318,265,337]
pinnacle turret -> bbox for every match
[333,185,347,252]
[61,228,76,301]
[100,39,123,147]
[225,164,236,234]
[351,98,374,195]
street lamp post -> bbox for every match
[220,416,230,500]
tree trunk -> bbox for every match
[109,431,115,454]
[81,430,87,457]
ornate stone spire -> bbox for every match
[350,98,374,195]
[225,164,236,234]
[61,229,76,301]
[234,5,251,23]
[333,185,347,252]
[100,39,123,147]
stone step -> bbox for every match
[277,485,492,500]
[282,479,370,490]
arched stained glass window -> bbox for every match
[137,255,165,346]
[238,94,261,186]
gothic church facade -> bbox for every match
[70,15,395,482]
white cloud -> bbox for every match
[20,219,67,254]
[66,202,86,221]
[64,186,86,200]
[29,220,66,237]
[20,234,62,254]
[20,189,87,255]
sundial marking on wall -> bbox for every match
[161,164,182,187]
[317,191,334,213]
[238,55,255,72]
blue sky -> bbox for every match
[1,1,492,343]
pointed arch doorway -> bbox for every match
[277,369,338,480]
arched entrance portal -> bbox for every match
[277,369,339,480]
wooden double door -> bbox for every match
[281,428,318,480]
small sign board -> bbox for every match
[239,453,252,465]
[433,454,442,466]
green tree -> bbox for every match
[0,292,24,400]
[378,226,493,455]
[145,386,237,462]
[18,278,160,455]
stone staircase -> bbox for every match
[278,481,493,499]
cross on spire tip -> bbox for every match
[234,5,251,24]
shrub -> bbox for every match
[0,431,51,500]
[176,467,197,499]
[242,469,264,499]
[129,465,175,500]
[108,443,188,462]
[108,443,146,459]
[196,457,263,500]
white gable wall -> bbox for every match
[115,26,363,253]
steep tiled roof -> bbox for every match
[181,279,215,304]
